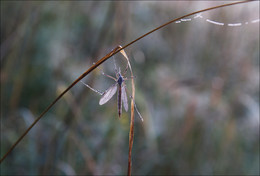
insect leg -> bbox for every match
[124,76,136,81]
[124,86,144,121]
[101,72,117,81]
[80,81,104,95]
[123,62,129,76]
[129,95,144,121]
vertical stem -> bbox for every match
[120,48,135,176]
[127,80,135,176]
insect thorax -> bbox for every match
[117,75,123,86]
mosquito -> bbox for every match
[81,60,143,121]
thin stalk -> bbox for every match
[0,0,252,164]
[119,48,135,176]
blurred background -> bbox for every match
[1,1,259,175]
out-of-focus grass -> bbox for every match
[1,1,259,175]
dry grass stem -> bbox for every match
[119,47,136,176]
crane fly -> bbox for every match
[81,60,143,121]
[99,68,128,118]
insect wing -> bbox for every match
[122,84,128,112]
[99,84,117,105]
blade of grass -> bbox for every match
[119,48,135,176]
[0,0,252,164]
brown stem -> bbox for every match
[119,48,136,176]
[0,0,252,164]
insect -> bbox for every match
[81,60,143,121]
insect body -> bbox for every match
[99,70,128,118]
[81,61,143,121]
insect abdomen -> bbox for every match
[118,85,122,118]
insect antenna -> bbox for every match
[113,56,119,75]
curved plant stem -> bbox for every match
[0,0,252,164]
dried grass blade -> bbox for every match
[119,48,135,176]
